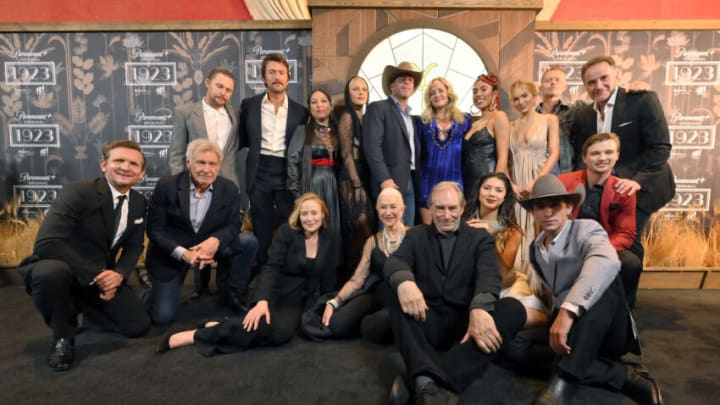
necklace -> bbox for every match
[431,120,454,150]
[382,226,406,257]
[315,124,335,157]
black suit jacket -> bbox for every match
[571,88,675,213]
[383,222,500,312]
[251,224,338,306]
[145,172,242,282]
[238,93,309,193]
[362,97,422,198]
[28,178,146,286]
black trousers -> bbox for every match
[249,155,294,267]
[21,259,150,340]
[618,249,643,308]
[328,281,392,340]
[556,277,637,391]
[387,293,527,393]
[193,302,301,356]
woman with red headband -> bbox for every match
[462,72,510,201]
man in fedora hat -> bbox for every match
[522,174,662,405]
[363,61,424,225]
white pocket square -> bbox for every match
[133,218,144,224]
[618,121,633,127]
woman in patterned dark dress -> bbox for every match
[287,89,341,245]
[319,187,407,342]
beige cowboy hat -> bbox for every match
[381,61,423,97]
[519,174,585,210]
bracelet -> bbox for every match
[353,184,363,190]
[326,298,339,309]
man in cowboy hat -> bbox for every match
[522,174,662,405]
[363,61,424,225]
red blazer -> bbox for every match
[558,171,636,251]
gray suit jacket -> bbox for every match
[168,100,240,187]
[529,219,620,313]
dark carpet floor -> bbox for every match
[1,285,718,405]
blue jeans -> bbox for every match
[402,177,416,226]
[152,233,259,324]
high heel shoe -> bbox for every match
[156,331,174,354]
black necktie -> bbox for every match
[113,195,126,235]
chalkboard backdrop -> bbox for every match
[0,30,312,215]
[1,29,718,217]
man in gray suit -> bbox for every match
[168,67,241,297]
[169,67,240,186]
[522,175,662,405]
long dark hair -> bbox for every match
[463,172,519,230]
[343,76,367,145]
[305,88,338,145]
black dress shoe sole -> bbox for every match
[389,376,410,405]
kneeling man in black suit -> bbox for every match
[17,140,152,371]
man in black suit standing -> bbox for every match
[385,182,527,404]
[571,56,675,258]
[17,140,151,371]
[239,52,308,265]
[363,61,423,226]
[168,67,241,299]
[146,139,258,324]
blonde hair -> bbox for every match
[510,80,538,98]
[288,192,330,231]
[421,77,466,124]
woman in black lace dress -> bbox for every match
[337,76,375,283]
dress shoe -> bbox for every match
[47,338,75,371]
[389,375,410,405]
[156,331,174,354]
[414,381,458,405]
[623,364,663,405]
[218,288,248,313]
[532,374,576,405]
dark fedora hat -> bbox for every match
[519,174,585,210]
[381,61,423,97]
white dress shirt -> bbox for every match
[107,182,129,248]
[593,87,619,134]
[202,97,231,151]
[260,93,289,157]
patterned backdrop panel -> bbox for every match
[535,30,720,214]
[0,30,312,215]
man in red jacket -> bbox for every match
[558,132,643,307]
